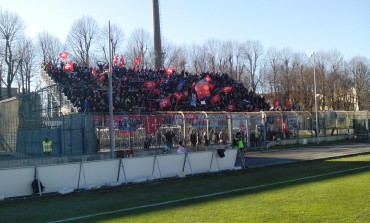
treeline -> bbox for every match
[0,10,369,111]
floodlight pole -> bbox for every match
[108,21,116,158]
[311,52,319,144]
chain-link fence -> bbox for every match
[1,98,369,160]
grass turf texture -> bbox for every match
[1,154,370,223]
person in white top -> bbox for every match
[177,140,186,153]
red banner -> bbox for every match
[143,115,165,134]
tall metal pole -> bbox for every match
[108,21,116,158]
[152,0,163,69]
[311,52,319,144]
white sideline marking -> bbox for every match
[47,165,370,223]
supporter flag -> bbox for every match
[205,75,212,82]
[152,88,161,95]
[222,86,233,94]
[282,121,288,131]
[119,54,126,67]
[175,79,186,92]
[117,115,141,134]
[292,103,298,110]
[285,98,291,108]
[113,54,119,65]
[59,52,69,60]
[159,96,172,109]
[211,94,221,104]
[134,56,141,64]
[98,75,105,83]
[143,80,157,90]
[143,115,165,134]
[174,90,188,103]
[273,99,281,108]
[92,67,97,77]
[63,61,74,72]
[182,90,189,97]
[165,67,174,75]
[195,79,211,99]
[94,115,105,125]
[226,104,236,112]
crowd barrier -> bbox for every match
[0,149,237,199]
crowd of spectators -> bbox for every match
[43,62,271,113]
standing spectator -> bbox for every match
[42,137,52,156]
[203,132,210,146]
[190,130,197,147]
[232,132,247,168]
[165,130,175,149]
[219,130,228,144]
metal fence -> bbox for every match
[0,110,369,161]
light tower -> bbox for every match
[152,0,163,69]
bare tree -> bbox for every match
[264,47,282,97]
[16,38,36,94]
[36,31,65,64]
[100,23,124,63]
[241,40,263,92]
[348,56,370,110]
[125,28,153,68]
[66,16,100,66]
[0,9,26,98]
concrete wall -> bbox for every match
[0,98,19,152]
[0,149,237,199]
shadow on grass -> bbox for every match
[1,154,370,223]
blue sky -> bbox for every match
[1,0,369,60]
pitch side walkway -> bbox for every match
[245,142,370,168]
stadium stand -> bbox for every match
[43,62,270,113]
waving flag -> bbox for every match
[195,79,210,99]
[285,98,291,107]
[92,67,97,77]
[113,54,119,65]
[143,80,157,90]
[152,88,161,95]
[174,90,188,103]
[175,79,186,92]
[63,61,74,72]
[159,96,172,109]
[222,86,233,94]
[119,54,126,67]
[134,56,141,64]
[273,99,281,108]
[205,75,212,82]
[165,67,174,75]
[211,94,221,104]
[226,104,236,112]
[59,52,69,60]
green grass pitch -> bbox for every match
[1,154,370,223]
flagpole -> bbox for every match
[108,21,116,158]
[311,52,319,144]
